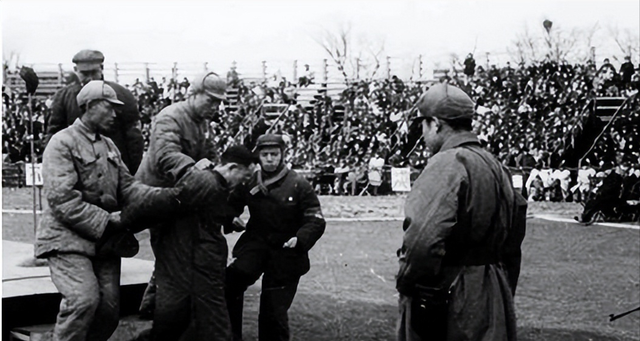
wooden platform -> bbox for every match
[2,241,154,339]
[2,240,154,298]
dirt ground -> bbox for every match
[2,188,639,340]
[2,186,583,218]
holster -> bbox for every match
[410,284,450,340]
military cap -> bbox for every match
[77,80,124,107]
[255,134,286,150]
[191,72,227,102]
[415,83,475,120]
[72,50,105,71]
[221,145,258,166]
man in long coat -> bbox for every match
[396,84,527,341]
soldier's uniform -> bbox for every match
[135,73,236,341]
[396,84,526,341]
[36,81,176,341]
[226,134,326,341]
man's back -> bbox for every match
[398,83,525,341]
[404,143,517,271]
[399,141,525,341]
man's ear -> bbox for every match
[433,117,442,133]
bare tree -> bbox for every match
[583,23,600,59]
[508,26,544,64]
[362,38,385,80]
[313,23,386,82]
[314,23,351,81]
[608,25,640,60]
[508,21,600,65]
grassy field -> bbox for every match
[2,188,639,340]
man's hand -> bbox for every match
[97,211,139,258]
[102,211,124,238]
[232,217,246,232]
[283,237,298,249]
[108,211,122,227]
[194,158,214,170]
[223,217,247,234]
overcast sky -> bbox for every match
[2,0,639,80]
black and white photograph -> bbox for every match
[2,0,639,340]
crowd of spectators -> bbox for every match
[3,57,639,200]
[2,89,46,163]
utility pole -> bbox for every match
[144,62,150,83]
[57,63,64,86]
[262,61,267,82]
[386,56,391,79]
[293,60,298,82]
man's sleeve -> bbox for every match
[43,135,109,240]
[153,115,196,183]
[222,184,250,234]
[502,190,527,295]
[227,183,249,216]
[108,139,180,230]
[295,177,326,252]
[44,90,68,147]
[396,156,464,294]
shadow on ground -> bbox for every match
[116,291,638,341]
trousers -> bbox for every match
[48,253,121,341]
[225,235,301,341]
[150,220,231,341]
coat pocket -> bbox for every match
[71,148,99,188]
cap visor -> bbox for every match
[206,91,228,103]
[105,98,125,106]
[75,63,102,71]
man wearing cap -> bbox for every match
[135,72,246,340]
[396,84,526,341]
[35,80,180,341]
[46,49,144,174]
[136,71,227,188]
[225,133,326,341]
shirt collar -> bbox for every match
[440,131,480,152]
[185,98,205,123]
[73,118,100,142]
[211,170,229,190]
